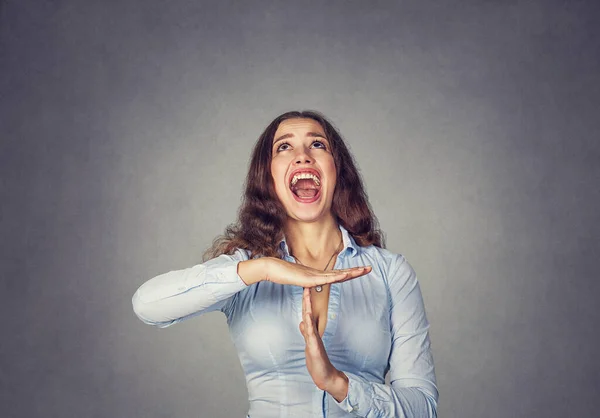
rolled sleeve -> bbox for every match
[132,249,249,327]
[333,372,374,415]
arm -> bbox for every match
[329,254,439,417]
[132,249,265,328]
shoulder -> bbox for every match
[356,244,415,288]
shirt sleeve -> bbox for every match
[331,254,439,417]
[131,249,250,328]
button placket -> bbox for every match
[322,276,341,344]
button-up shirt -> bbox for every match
[132,225,439,417]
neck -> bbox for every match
[284,213,342,263]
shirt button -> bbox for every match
[329,313,336,319]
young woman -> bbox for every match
[132,111,439,417]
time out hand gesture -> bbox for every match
[262,257,371,288]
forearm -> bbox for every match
[325,370,349,403]
[237,258,267,285]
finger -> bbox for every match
[336,266,372,273]
[319,266,371,279]
[301,291,317,340]
[348,266,372,277]
[302,287,309,318]
[343,266,371,274]
[332,266,373,283]
[304,287,313,316]
[312,271,349,287]
[304,311,316,339]
[316,271,353,286]
[306,266,373,288]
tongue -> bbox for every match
[296,189,318,198]
[291,178,319,199]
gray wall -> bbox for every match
[2,1,599,417]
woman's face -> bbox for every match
[270,118,337,223]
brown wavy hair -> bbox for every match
[202,110,385,261]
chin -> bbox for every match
[285,202,333,223]
[289,213,326,223]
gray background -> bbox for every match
[1,1,599,417]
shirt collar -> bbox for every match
[278,224,358,259]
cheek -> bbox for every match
[323,160,337,188]
[270,164,287,195]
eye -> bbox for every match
[275,142,291,152]
[311,140,327,150]
[274,139,328,153]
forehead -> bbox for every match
[273,118,326,140]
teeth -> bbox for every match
[290,172,321,186]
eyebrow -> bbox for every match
[272,132,328,147]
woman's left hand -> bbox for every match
[299,287,347,397]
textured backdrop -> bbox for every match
[1,1,599,417]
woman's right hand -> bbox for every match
[239,257,372,288]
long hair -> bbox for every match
[203,110,384,261]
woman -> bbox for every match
[132,111,439,417]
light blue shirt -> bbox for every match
[132,225,438,417]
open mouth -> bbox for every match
[289,170,322,202]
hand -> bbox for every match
[263,257,372,288]
[299,287,339,389]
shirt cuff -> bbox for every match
[331,372,374,416]
[203,258,249,300]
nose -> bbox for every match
[295,155,312,164]
[294,146,313,164]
